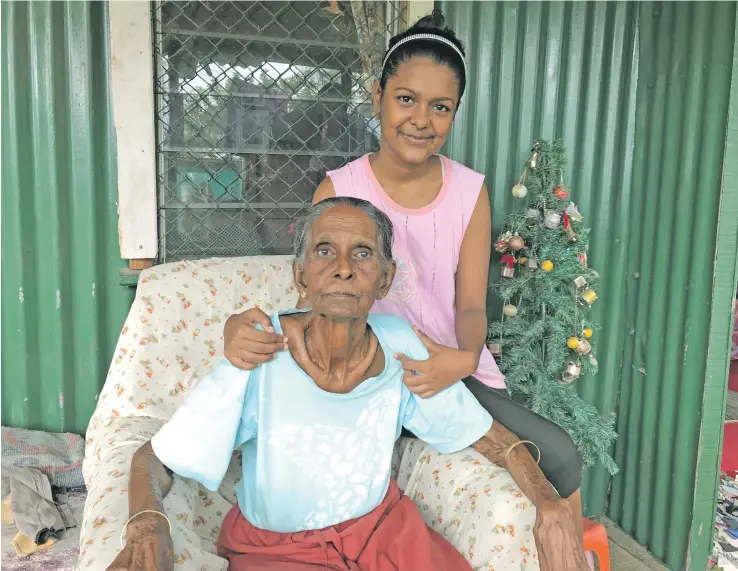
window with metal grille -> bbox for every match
[153,1,403,262]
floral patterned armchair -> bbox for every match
[76,256,539,571]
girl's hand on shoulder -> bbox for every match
[395,327,478,398]
[224,308,289,370]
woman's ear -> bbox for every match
[372,80,382,119]
[376,261,396,300]
[292,260,308,298]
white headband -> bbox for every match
[381,33,467,77]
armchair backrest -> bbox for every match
[92,256,297,424]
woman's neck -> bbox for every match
[371,146,436,185]
[305,313,368,365]
[285,312,380,393]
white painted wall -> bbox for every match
[109,1,158,260]
[405,0,434,27]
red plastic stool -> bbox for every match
[583,518,610,571]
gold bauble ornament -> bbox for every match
[512,183,528,198]
[508,235,526,252]
[503,304,518,318]
[577,339,592,355]
[581,289,598,306]
[583,328,593,339]
[518,256,528,265]
[541,260,554,272]
[567,337,580,350]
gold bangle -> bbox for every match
[119,510,171,549]
[504,439,541,465]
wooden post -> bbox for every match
[128,259,154,271]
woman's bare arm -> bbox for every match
[472,423,588,571]
[472,421,557,507]
[107,442,174,570]
[454,184,492,373]
[128,441,173,517]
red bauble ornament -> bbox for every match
[554,185,570,199]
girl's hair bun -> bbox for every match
[413,8,446,31]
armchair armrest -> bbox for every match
[77,416,229,570]
[394,437,540,571]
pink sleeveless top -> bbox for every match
[327,154,506,389]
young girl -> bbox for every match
[224,9,585,555]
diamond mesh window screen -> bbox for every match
[153,1,403,262]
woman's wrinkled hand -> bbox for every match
[394,327,477,398]
[107,517,174,571]
[534,498,589,571]
[224,308,289,370]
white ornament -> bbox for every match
[512,184,528,198]
[503,304,518,318]
[544,210,561,229]
[566,202,583,222]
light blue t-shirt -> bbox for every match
[152,310,492,533]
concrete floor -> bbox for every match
[603,519,670,571]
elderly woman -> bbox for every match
[109,197,586,571]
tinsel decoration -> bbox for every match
[488,139,617,475]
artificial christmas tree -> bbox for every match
[488,140,618,474]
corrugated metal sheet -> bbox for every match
[1,1,134,435]
[612,5,735,570]
[439,0,640,512]
[439,2,736,569]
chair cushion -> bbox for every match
[94,257,297,423]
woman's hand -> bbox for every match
[107,516,174,571]
[534,498,589,571]
[395,328,478,398]
[224,308,289,370]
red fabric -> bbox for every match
[216,479,472,571]
[722,421,738,476]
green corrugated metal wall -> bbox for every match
[610,5,736,570]
[439,1,736,570]
[1,1,134,435]
[1,1,736,569]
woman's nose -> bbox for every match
[333,254,354,280]
[410,105,430,128]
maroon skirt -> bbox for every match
[217,478,472,571]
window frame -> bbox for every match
[110,1,433,268]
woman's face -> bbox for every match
[373,56,460,165]
[295,205,395,320]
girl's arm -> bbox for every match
[454,184,492,374]
[312,178,336,205]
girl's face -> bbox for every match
[373,56,460,166]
